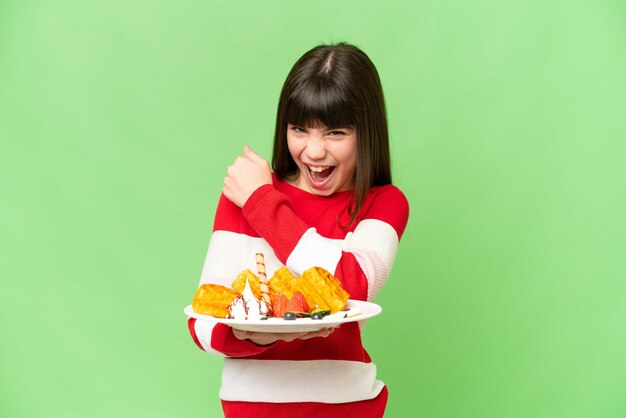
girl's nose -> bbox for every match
[304,136,326,160]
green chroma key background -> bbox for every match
[1,1,625,417]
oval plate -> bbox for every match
[184,299,382,333]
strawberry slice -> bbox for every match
[285,291,309,313]
[272,293,289,318]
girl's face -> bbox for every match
[286,123,357,196]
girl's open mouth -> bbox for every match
[307,165,335,187]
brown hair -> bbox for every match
[272,43,392,227]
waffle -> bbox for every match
[297,267,350,313]
[231,269,263,300]
[192,283,239,318]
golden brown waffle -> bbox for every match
[231,269,262,300]
[297,267,350,313]
[192,284,239,318]
[268,266,299,300]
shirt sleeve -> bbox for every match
[187,193,276,357]
[188,319,274,357]
[242,184,409,302]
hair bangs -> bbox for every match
[284,80,357,129]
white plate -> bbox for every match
[184,300,382,333]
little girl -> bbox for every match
[188,42,409,418]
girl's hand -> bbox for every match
[223,146,273,208]
[232,327,337,346]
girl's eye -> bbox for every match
[328,130,346,137]
[291,126,306,134]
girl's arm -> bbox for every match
[242,184,409,301]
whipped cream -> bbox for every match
[227,279,270,320]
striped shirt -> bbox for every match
[188,176,409,418]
